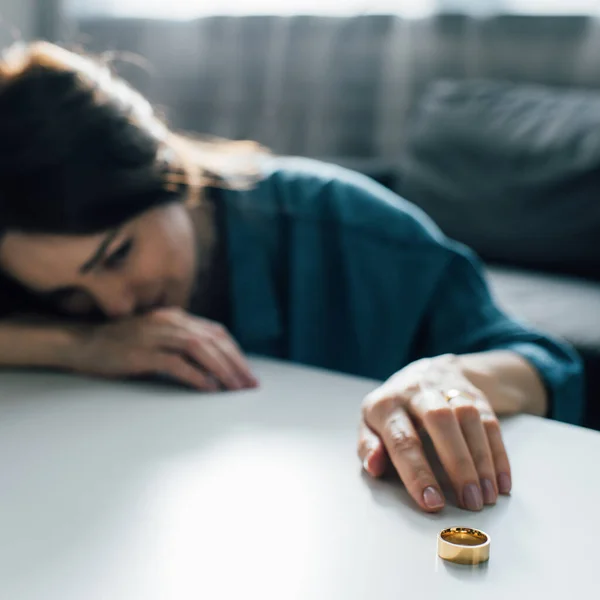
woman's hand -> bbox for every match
[358,355,512,513]
[73,307,257,391]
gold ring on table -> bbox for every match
[437,527,490,565]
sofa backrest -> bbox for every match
[78,14,600,164]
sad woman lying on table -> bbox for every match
[0,42,583,513]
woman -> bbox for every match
[0,42,583,513]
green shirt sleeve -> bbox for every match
[419,242,584,425]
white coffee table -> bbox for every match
[0,358,597,599]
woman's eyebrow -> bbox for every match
[79,229,120,274]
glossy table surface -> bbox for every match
[0,358,597,599]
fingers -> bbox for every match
[450,394,511,498]
[151,311,257,391]
[410,389,483,511]
[152,353,220,391]
[185,337,249,391]
[357,420,387,478]
[484,418,512,494]
[363,399,445,513]
[362,367,511,513]
[210,327,258,388]
[449,395,497,505]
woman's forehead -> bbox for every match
[1,230,104,253]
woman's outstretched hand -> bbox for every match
[74,307,257,391]
[358,355,512,513]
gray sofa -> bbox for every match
[75,13,600,427]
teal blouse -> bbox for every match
[214,157,584,425]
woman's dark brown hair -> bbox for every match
[0,42,263,235]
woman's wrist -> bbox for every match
[456,351,548,417]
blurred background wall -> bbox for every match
[0,0,36,47]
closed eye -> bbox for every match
[103,238,133,270]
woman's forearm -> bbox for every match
[457,350,548,417]
[0,319,85,370]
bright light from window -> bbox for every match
[505,0,600,13]
[65,0,600,19]
[66,0,436,20]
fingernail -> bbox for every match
[481,478,496,505]
[362,454,371,474]
[463,483,483,511]
[498,473,512,495]
[423,486,444,510]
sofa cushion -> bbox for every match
[487,265,600,429]
[401,79,600,280]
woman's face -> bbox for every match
[0,203,197,318]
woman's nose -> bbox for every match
[94,283,137,319]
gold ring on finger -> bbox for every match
[443,389,477,403]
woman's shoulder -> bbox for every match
[249,155,448,251]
